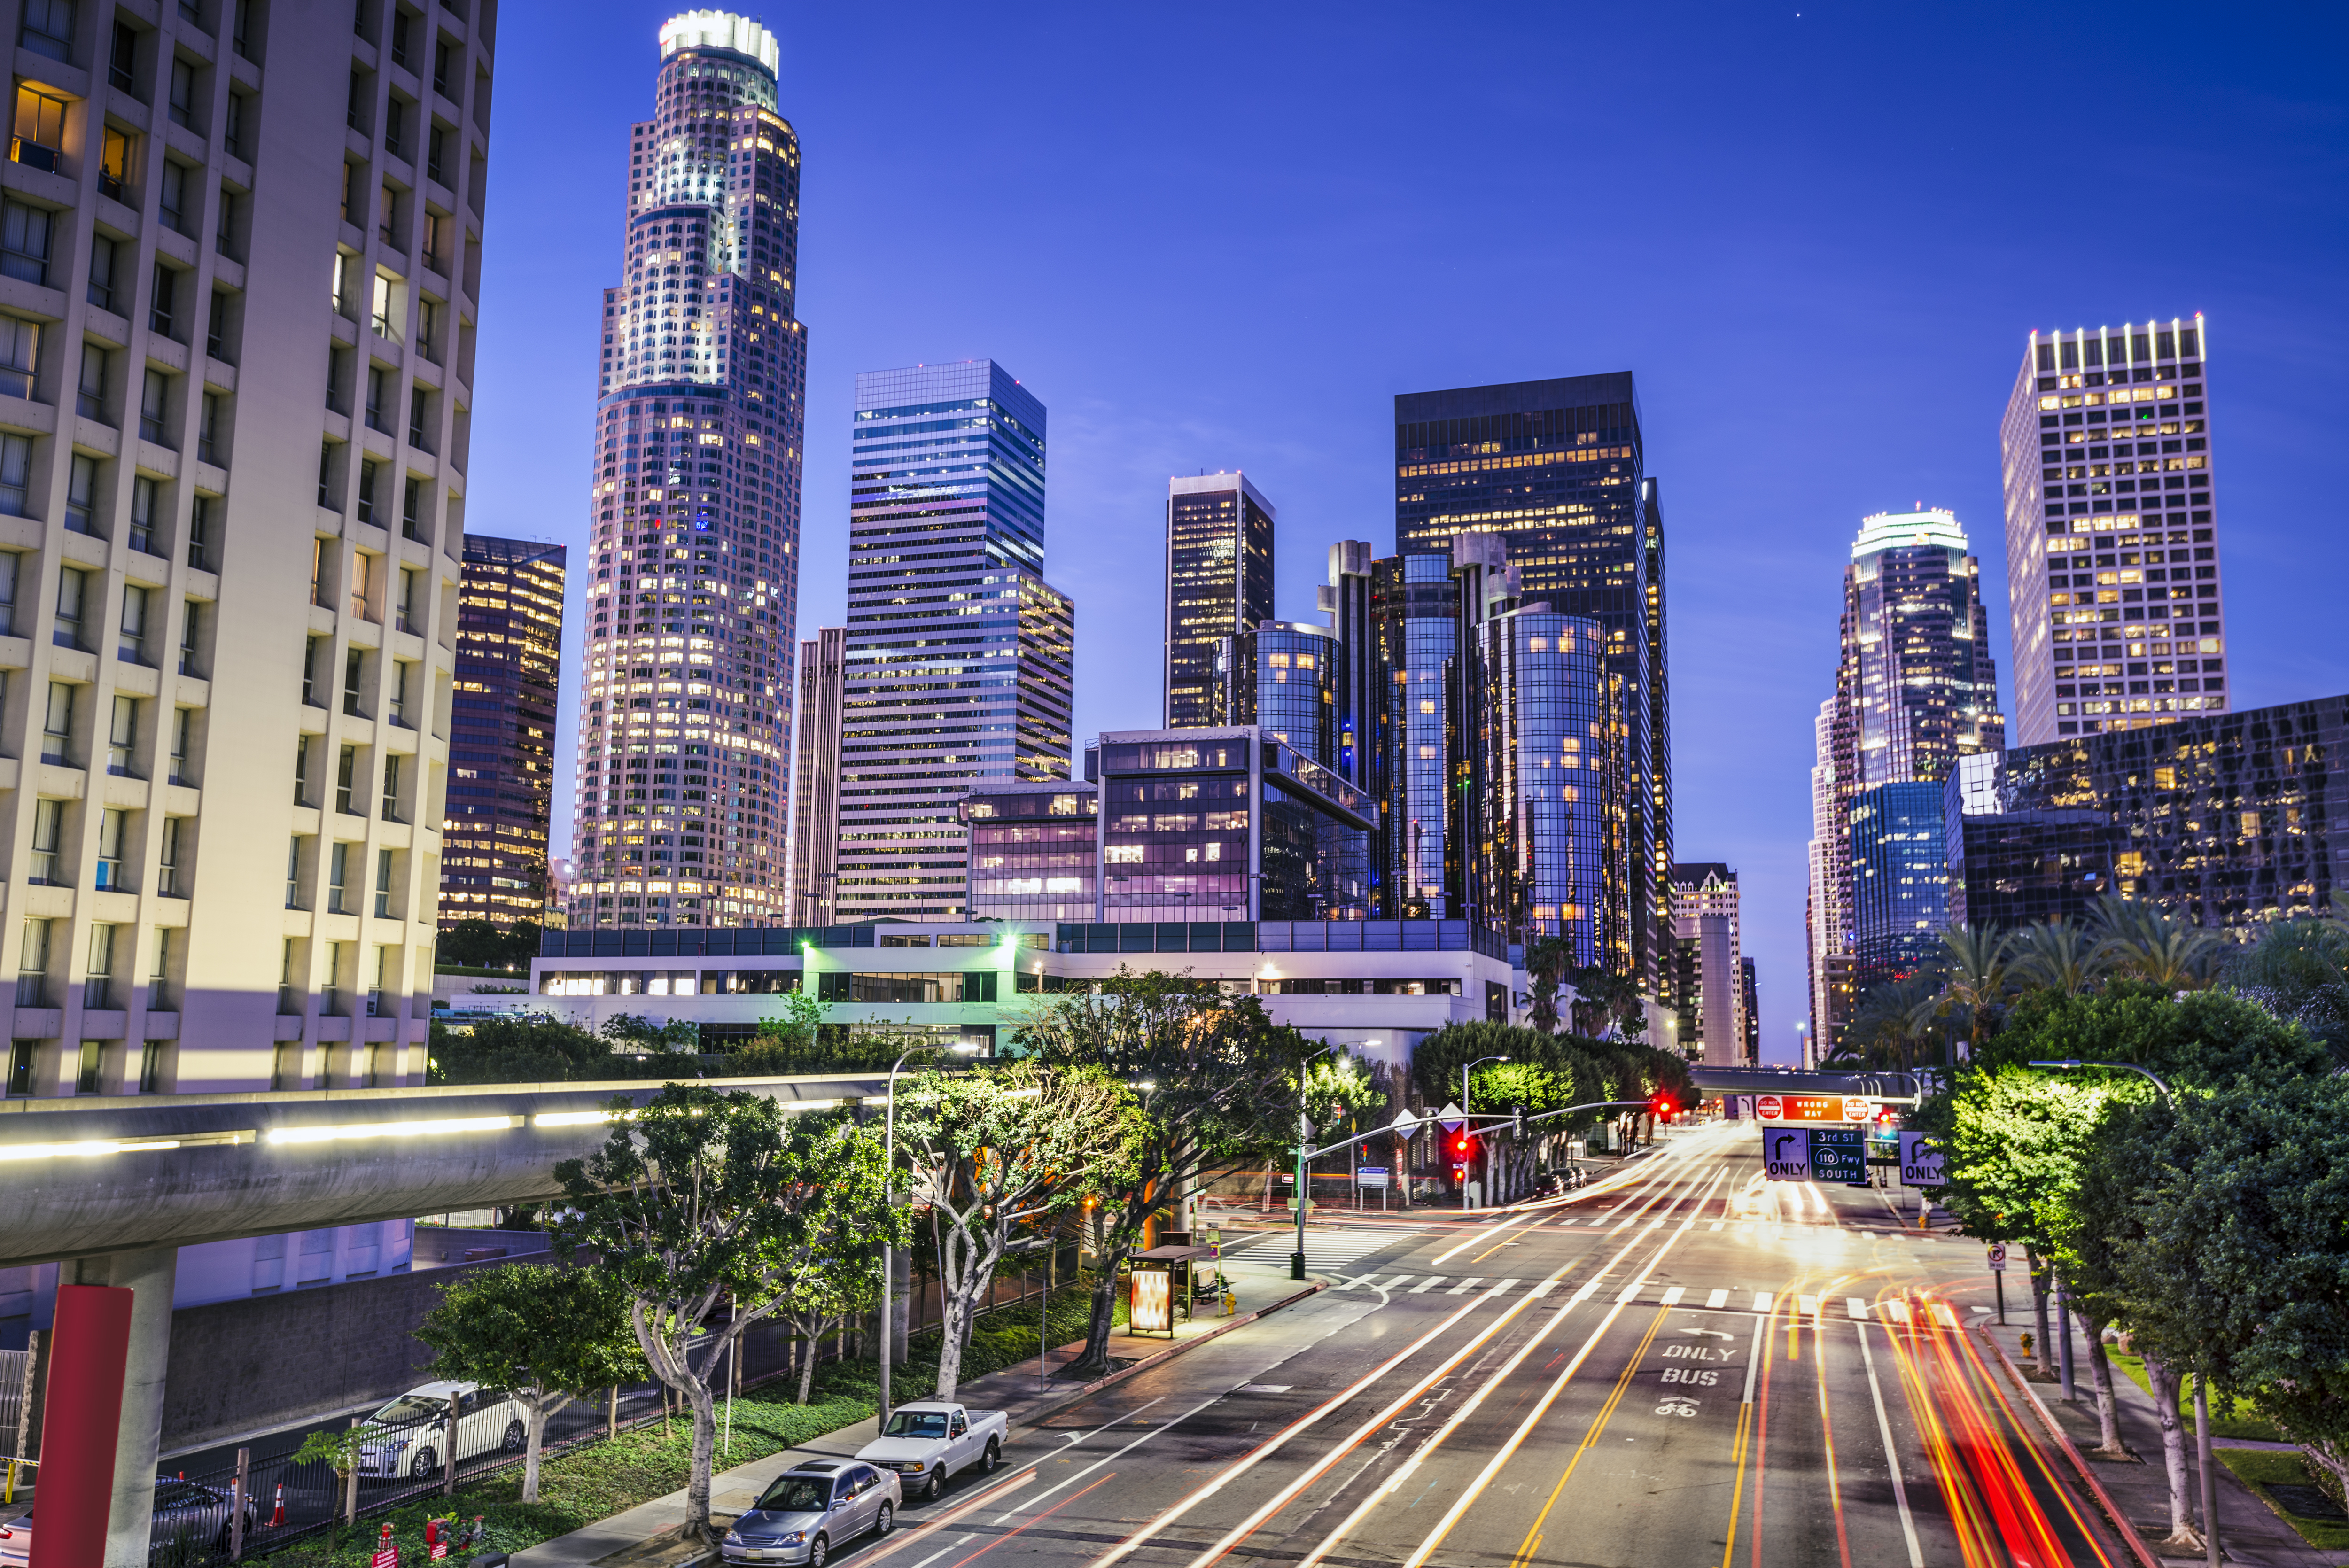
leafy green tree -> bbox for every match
[2009,917,2108,997]
[2087,895,2224,989]
[414,1263,647,1501]
[2225,915,2349,1067]
[2097,1077,2349,1509]
[600,1012,701,1053]
[428,1016,612,1086]
[893,1063,1136,1399]
[553,1088,899,1540]
[1016,971,1307,1376]
[1523,936,1573,1035]
[1933,924,2015,1059]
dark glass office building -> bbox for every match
[958,781,1098,924]
[442,536,567,933]
[1849,781,1947,987]
[1218,621,1340,769]
[1088,729,1372,921]
[1395,375,1669,980]
[1945,693,2345,932]
[1165,473,1276,729]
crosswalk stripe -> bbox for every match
[1706,1288,1729,1309]
[1488,1278,1519,1297]
[1408,1276,1442,1294]
[1446,1277,1484,1296]
[1798,1295,1820,1317]
[1932,1304,1960,1328]
[1753,1292,1774,1313]
[1661,1286,1685,1306]
[1887,1300,1913,1324]
[1847,1297,1869,1320]
[1572,1281,1598,1303]
[1616,1282,1640,1303]
[1710,1221,1724,1232]
[1530,1279,1558,1297]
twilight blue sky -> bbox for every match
[471,2,2349,1063]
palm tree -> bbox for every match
[2086,894,2224,990]
[2010,917,2108,997]
[2225,915,2349,1066]
[1524,936,1572,1035]
[1843,974,1941,1073]
[1935,924,2014,1061]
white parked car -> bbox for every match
[853,1402,1006,1503]
[355,1381,526,1481]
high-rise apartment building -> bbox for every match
[1999,318,2224,746]
[835,362,1073,923]
[440,536,564,932]
[1163,472,1273,730]
[1394,376,1671,980]
[1667,864,1744,1066]
[0,2,495,1100]
[1807,509,2003,1044]
[568,12,805,931]
[787,624,842,924]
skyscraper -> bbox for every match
[0,2,495,1102]
[568,12,806,931]
[1807,508,2004,1043]
[1848,782,1948,987]
[441,537,566,934]
[1999,318,2225,747]
[1217,621,1340,768]
[1164,472,1275,729]
[1668,865,1744,1066]
[1394,376,1671,980]
[835,362,1074,923]
[788,625,844,925]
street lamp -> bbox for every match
[1462,1055,1509,1210]
[878,1040,981,1426]
[1291,1042,1341,1280]
[2033,1057,2215,1565]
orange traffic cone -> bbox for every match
[267,1483,288,1528]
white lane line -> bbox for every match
[903,1535,972,1568]
[1707,1288,1729,1309]
[1741,1310,1765,1404]
[1858,1320,1926,1568]
[1662,1285,1686,1306]
[1431,1212,1537,1265]
[1530,1280,1558,1297]
[987,1392,1213,1525]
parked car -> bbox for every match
[356,1381,526,1481]
[853,1402,1006,1503]
[1,1477,257,1567]
[721,1460,899,1567]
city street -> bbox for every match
[864,1120,2123,1568]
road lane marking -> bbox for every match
[1408,1276,1441,1294]
[1662,1286,1686,1306]
[855,1471,1033,1568]
[1530,1280,1557,1297]
[1707,1289,1729,1309]
[938,1474,1113,1568]
[1847,1297,1869,1320]
[1489,1278,1520,1296]
[1752,1291,1773,1313]
[988,1394,1216,1525]
[1857,1321,1925,1568]
[1446,1277,1484,1295]
[1503,1304,1676,1568]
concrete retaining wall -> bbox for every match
[161,1253,518,1452]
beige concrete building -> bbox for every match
[1668,862,1744,1066]
[0,0,497,1096]
[787,622,840,924]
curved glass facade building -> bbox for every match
[1473,611,1625,967]
[570,12,808,929]
[1217,621,1339,768]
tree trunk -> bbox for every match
[796,1312,820,1405]
[2144,1357,2203,1552]
[683,1378,720,1540]
[2300,1439,2349,1509]
[2026,1247,2053,1375]
[2082,1316,2130,1459]
[520,1399,552,1505]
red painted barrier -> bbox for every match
[29,1285,134,1568]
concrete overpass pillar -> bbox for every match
[83,1248,177,1568]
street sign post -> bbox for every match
[1808,1126,1867,1185]
[1763,1127,1810,1180]
[1755,1093,1783,1122]
[1988,1242,2008,1324]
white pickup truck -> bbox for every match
[853,1402,1007,1502]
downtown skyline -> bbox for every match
[465,1,2348,1060]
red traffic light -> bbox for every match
[1451,1131,1472,1157]
[1651,1095,1677,1122]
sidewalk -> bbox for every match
[511,1267,1326,1568]
[1977,1313,2344,1567]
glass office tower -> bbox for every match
[1999,317,2226,746]
[442,537,567,933]
[1849,781,1948,988]
[1164,472,1275,729]
[1218,621,1340,769]
[570,13,806,930]
[1394,375,1670,979]
[836,362,1074,922]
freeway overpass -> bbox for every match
[1683,1064,1933,1100]
[3,1071,893,1568]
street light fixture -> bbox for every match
[878,1040,982,1426]
[2028,1058,2175,1108]
[1291,1042,1342,1280]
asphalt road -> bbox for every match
[857,1120,2127,1568]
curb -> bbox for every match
[1976,1325,2162,1568]
[1001,1278,1330,1437]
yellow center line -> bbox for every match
[1508,1305,1674,1568]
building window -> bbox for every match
[0,433,31,515]
[158,815,185,897]
[328,841,350,912]
[168,706,193,785]
[93,808,126,887]
[0,551,17,634]
[16,918,49,1008]
[187,493,215,568]
[77,342,107,421]
[381,753,400,820]
[17,2,74,67]
[86,234,117,310]
[158,161,190,235]
[277,939,300,1017]
[27,802,62,886]
[356,459,379,526]
[53,568,85,649]
[128,474,158,553]
[0,315,39,399]
[335,744,359,814]
[10,85,67,173]
[178,599,202,675]
[0,201,54,286]
[149,264,179,340]
[84,923,116,1011]
[373,847,395,918]
[168,56,196,128]
[105,692,136,772]
[293,735,311,805]
[40,680,72,762]
[140,367,170,443]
